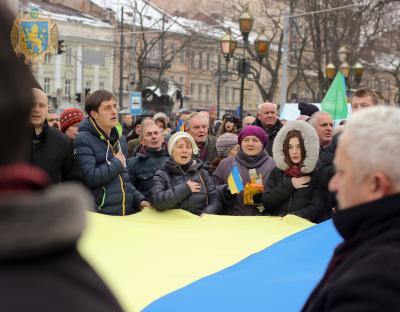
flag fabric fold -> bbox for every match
[175,119,185,132]
[321,71,348,119]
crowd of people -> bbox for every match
[22,80,384,228]
[26,83,382,225]
[3,3,400,310]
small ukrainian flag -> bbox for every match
[175,119,185,132]
[227,162,244,194]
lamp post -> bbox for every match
[219,5,268,120]
[325,46,364,96]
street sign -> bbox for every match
[130,92,142,115]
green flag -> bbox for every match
[321,71,348,119]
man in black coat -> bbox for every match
[127,121,169,205]
[253,102,283,156]
[30,88,83,183]
[302,106,400,311]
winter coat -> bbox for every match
[127,145,169,202]
[302,193,400,312]
[122,123,136,142]
[75,117,141,215]
[29,122,83,183]
[253,118,283,156]
[151,158,221,215]
[0,179,123,312]
[262,120,325,222]
[212,150,276,216]
[196,135,218,173]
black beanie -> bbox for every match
[298,102,319,117]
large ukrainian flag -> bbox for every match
[79,209,340,312]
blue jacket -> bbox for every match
[75,117,140,215]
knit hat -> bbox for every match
[60,108,84,133]
[298,102,319,117]
[167,132,199,156]
[216,133,238,157]
[153,112,168,122]
[238,125,268,146]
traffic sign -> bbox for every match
[130,92,142,115]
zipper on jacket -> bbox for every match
[98,187,107,210]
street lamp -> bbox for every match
[219,4,268,120]
[325,46,364,95]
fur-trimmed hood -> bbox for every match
[0,184,93,260]
[272,120,320,173]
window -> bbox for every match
[198,53,203,70]
[198,84,203,101]
[64,79,71,96]
[149,42,160,60]
[44,78,51,94]
[99,81,105,90]
[66,48,72,65]
[190,51,196,69]
[190,83,196,99]
[206,85,210,103]
[170,43,176,58]
[44,54,51,64]
[225,86,230,104]
[180,48,185,63]
[232,88,237,104]
[86,81,92,89]
[206,53,211,70]
[179,76,184,85]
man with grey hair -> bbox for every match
[127,120,169,207]
[308,111,334,150]
[185,112,217,173]
[253,102,283,156]
[302,106,400,311]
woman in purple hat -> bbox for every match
[212,125,276,215]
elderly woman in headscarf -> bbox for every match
[151,132,221,215]
[262,120,324,222]
[212,126,276,215]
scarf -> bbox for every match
[0,164,49,194]
[284,166,302,178]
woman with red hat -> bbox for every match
[60,108,85,140]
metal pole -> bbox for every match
[119,6,124,107]
[239,73,245,121]
[81,52,84,106]
[217,54,221,120]
[279,14,289,116]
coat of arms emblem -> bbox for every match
[11,10,59,68]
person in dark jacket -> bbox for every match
[0,7,123,310]
[262,120,326,222]
[75,90,144,216]
[30,88,83,184]
[151,132,221,215]
[127,121,169,205]
[302,106,400,311]
[122,114,136,142]
[213,125,276,216]
[253,102,283,156]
